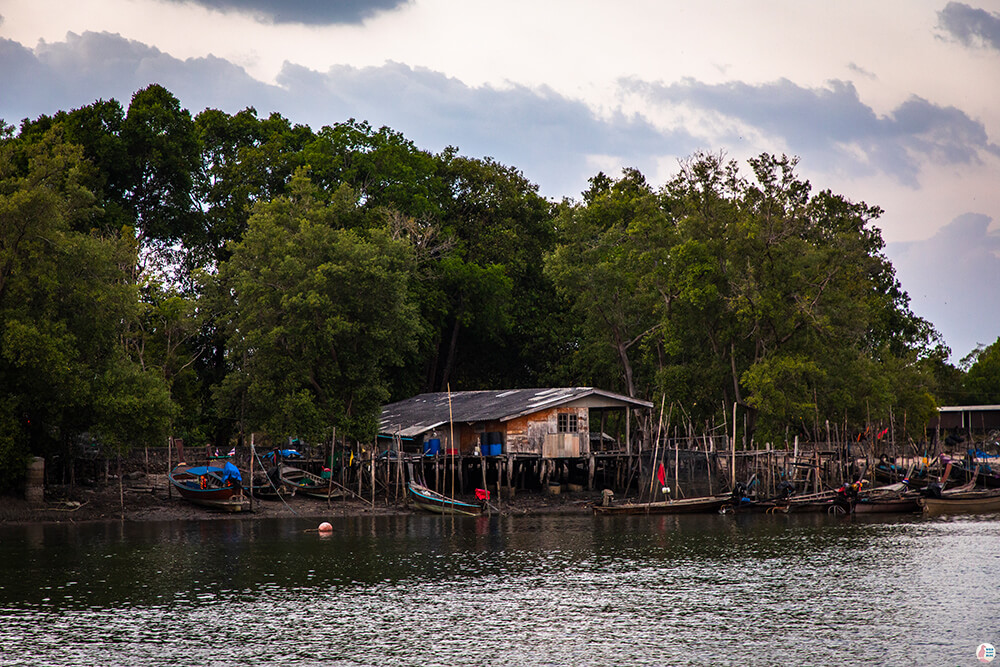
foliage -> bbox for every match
[965,337,1000,404]
[214,172,420,441]
[0,125,174,475]
[1,86,973,468]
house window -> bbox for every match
[557,412,578,433]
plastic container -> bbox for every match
[423,438,441,455]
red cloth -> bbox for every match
[656,463,666,486]
[475,488,490,501]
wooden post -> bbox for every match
[731,402,737,490]
[167,436,172,499]
[249,433,255,513]
[588,454,596,491]
[448,384,455,497]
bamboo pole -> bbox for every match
[249,433,254,513]
[731,402,737,490]
[448,384,455,497]
[167,436,172,499]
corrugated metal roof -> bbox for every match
[378,387,653,437]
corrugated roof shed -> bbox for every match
[379,387,653,437]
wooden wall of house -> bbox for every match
[505,407,590,457]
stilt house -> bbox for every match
[379,387,653,457]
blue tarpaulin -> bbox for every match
[264,449,302,459]
[221,462,242,484]
[183,466,220,477]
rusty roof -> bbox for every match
[379,387,653,437]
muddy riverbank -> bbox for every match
[0,475,602,525]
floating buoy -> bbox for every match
[318,522,333,533]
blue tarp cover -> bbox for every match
[183,466,222,477]
[221,462,242,484]
[264,449,302,459]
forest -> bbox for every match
[1,84,996,492]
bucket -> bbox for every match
[423,439,441,456]
[547,482,562,495]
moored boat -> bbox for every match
[918,489,1000,515]
[279,465,344,500]
[169,463,249,512]
[593,493,732,515]
[407,481,483,516]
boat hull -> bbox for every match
[918,490,1000,514]
[169,465,248,512]
[407,483,482,516]
[593,494,731,515]
[279,465,343,500]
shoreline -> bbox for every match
[0,481,602,526]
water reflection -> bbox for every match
[0,513,998,665]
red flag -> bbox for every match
[656,463,666,487]
[877,427,889,440]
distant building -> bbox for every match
[930,405,1000,432]
[379,387,653,458]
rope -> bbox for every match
[252,450,298,516]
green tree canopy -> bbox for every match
[214,171,421,441]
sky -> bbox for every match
[1,0,999,363]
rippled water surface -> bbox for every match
[1,511,998,666]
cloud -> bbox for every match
[627,77,1000,188]
[0,32,689,199]
[886,213,1000,359]
[275,61,694,198]
[0,32,283,127]
[847,62,877,80]
[156,0,410,25]
[938,2,1000,50]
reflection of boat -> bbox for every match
[279,465,344,500]
[918,489,1000,514]
[593,494,732,515]
[169,464,249,512]
[407,481,482,516]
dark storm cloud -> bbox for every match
[629,77,1000,187]
[886,213,1000,359]
[938,2,1000,50]
[159,0,410,25]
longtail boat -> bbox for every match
[169,463,249,512]
[407,481,483,516]
[279,465,344,500]
[918,489,1000,514]
[593,493,732,515]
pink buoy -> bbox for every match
[318,522,333,533]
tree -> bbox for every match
[965,338,1000,404]
[214,171,420,441]
[545,168,663,398]
[0,127,173,488]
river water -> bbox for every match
[1,511,997,666]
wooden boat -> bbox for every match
[169,464,249,512]
[407,481,483,516]
[853,494,921,514]
[593,494,732,515]
[246,468,289,500]
[918,489,1000,514]
[279,465,344,500]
